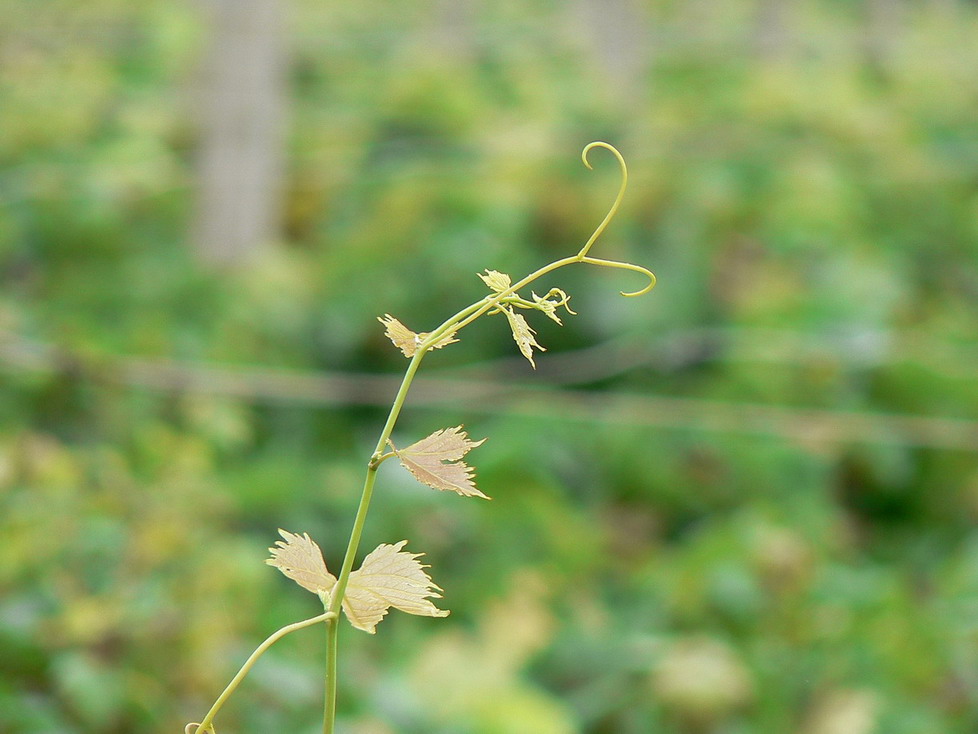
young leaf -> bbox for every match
[378,314,419,357]
[378,314,458,357]
[531,288,576,325]
[502,306,546,368]
[531,292,562,325]
[478,269,512,293]
[425,329,460,351]
[266,530,337,597]
[343,540,449,633]
[391,426,489,499]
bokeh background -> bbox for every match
[2,1,978,732]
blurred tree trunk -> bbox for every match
[864,0,903,70]
[753,0,793,59]
[929,0,962,17]
[194,0,286,266]
[432,0,476,60]
[573,0,651,106]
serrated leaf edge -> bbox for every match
[342,540,450,633]
[390,426,489,499]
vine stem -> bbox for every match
[190,610,335,734]
[322,350,427,734]
[318,255,633,733]
[318,263,575,731]
[318,141,651,734]
[187,142,648,734]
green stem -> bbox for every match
[319,242,651,733]
[192,611,334,734]
[191,142,645,734]
[323,615,338,733]
[330,350,428,610]
[320,254,600,733]
[322,349,427,734]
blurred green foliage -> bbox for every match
[2,1,978,732]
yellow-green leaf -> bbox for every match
[378,314,419,357]
[531,292,562,325]
[391,426,489,499]
[266,530,337,597]
[425,329,460,351]
[343,540,449,633]
[378,314,458,357]
[531,289,575,325]
[478,269,512,293]
[502,306,545,368]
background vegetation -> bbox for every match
[2,1,977,732]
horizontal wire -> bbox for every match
[1,330,975,451]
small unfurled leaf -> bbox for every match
[378,314,420,357]
[502,306,546,368]
[343,541,449,633]
[378,314,458,357]
[531,288,576,325]
[391,426,489,499]
[266,530,337,597]
[531,292,561,325]
[424,329,460,351]
[478,269,512,293]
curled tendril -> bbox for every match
[576,142,656,297]
[578,142,627,259]
[582,256,657,297]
